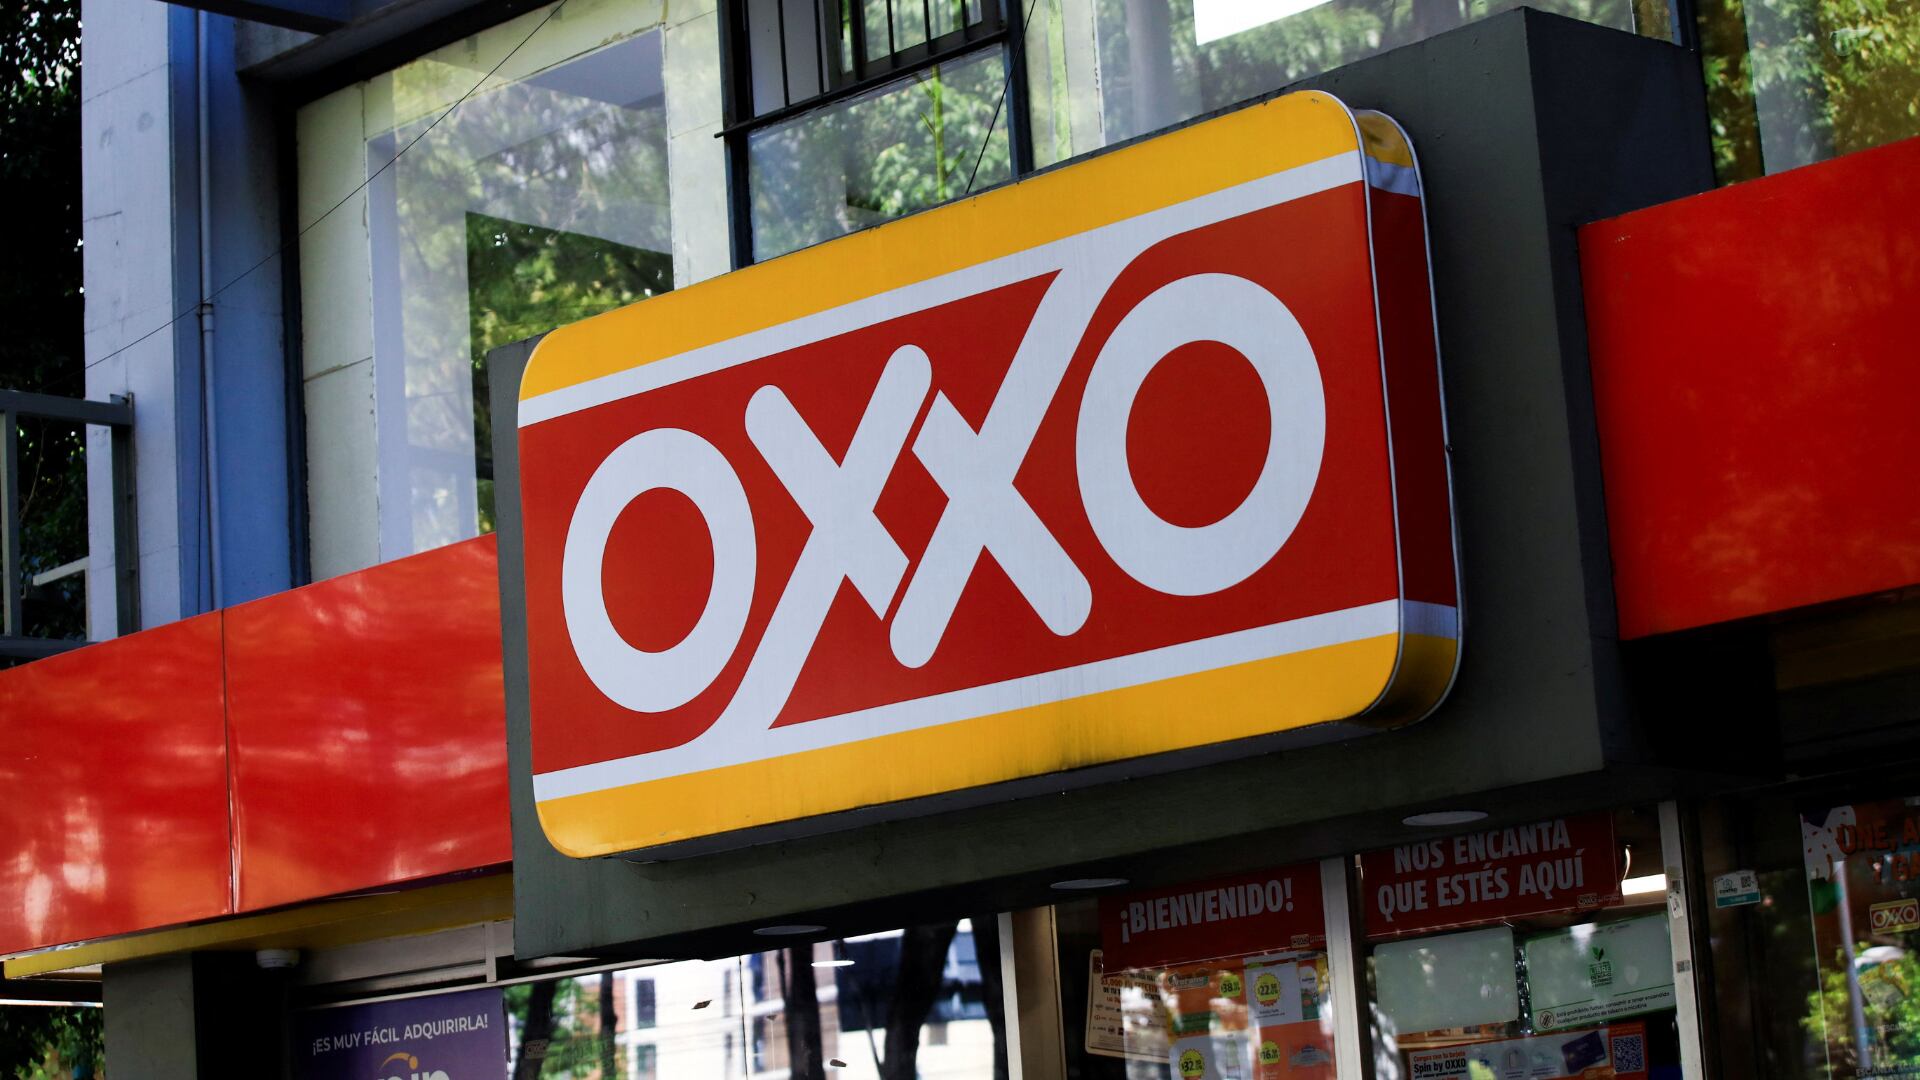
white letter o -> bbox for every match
[561,428,756,713]
[1076,273,1325,596]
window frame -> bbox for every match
[716,0,1035,268]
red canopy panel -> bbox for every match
[1582,135,1920,639]
[225,535,511,912]
[0,536,510,955]
[0,614,232,954]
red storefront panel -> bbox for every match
[224,536,512,911]
[1582,134,1920,638]
[0,614,232,953]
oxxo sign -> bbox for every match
[514,92,1459,858]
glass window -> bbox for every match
[1054,862,1354,1078]
[1359,808,1687,1080]
[1696,0,1920,182]
[746,51,1014,260]
[1021,0,1676,169]
[7,414,88,649]
[727,0,1016,263]
[367,28,672,549]
[296,0,677,568]
[1699,789,1920,1078]
[493,918,1009,1077]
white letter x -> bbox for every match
[721,345,932,729]
[889,270,1102,668]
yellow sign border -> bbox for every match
[521,91,1368,401]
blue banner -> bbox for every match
[294,986,509,1080]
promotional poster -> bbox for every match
[293,987,508,1080]
[1404,1020,1650,1080]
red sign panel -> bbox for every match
[1361,813,1621,938]
[1101,863,1327,971]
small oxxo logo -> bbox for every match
[1871,897,1920,933]
[377,1052,449,1080]
[515,91,1459,859]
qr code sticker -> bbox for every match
[1610,1032,1647,1073]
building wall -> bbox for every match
[81,0,198,630]
[82,0,295,633]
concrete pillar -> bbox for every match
[103,953,291,1078]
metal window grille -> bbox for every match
[733,0,1005,122]
[0,390,138,662]
[718,0,1031,266]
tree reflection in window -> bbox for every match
[1697,0,1920,181]
[466,213,672,535]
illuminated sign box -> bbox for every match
[514,91,1458,859]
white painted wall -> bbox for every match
[81,0,192,633]
[664,0,729,286]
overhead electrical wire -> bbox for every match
[964,0,1044,196]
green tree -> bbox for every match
[466,212,672,533]
[0,1005,102,1080]
[1804,943,1920,1078]
[0,0,87,650]
[0,0,98,1066]
[506,976,626,1079]
[366,39,675,544]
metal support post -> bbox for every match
[1659,800,1710,1079]
[1322,855,1375,1079]
[111,395,140,636]
[1,407,19,636]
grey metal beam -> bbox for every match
[0,390,133,430]
[167,0,348,34]
[0,636,83,661]
[0,976,102,1005]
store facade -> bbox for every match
[3,0,1918,1075]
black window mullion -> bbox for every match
[717,28,1009,137]
[884,0,897,70]
[811,0,829,96]
[1002,0,1035,177]
[718,0,758,269]
[843,0,869,85]
[0,408,18,637]
[772,0,793,107]
[725,0,1032,269]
